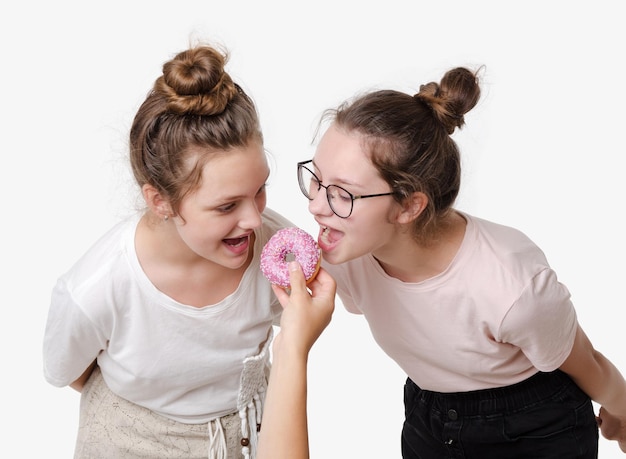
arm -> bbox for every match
[69,359,97,392]
[257,261,336,459]
[559,324,626,452]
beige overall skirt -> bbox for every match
[74,331,271,459]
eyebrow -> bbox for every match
[311,160,361,188]
[213,171,270,202]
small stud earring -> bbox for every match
[164,215,169,221]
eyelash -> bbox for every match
[216,184,267,213]
[217,203,236,213]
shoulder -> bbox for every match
[463,212,549,275]
[50,214,141,331]
[466,213,537,247]
[262,207,293,228]
[448,213,557,306]
[59,213,140,290]
[258,208,294,241]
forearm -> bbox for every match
[258,348,309,459]
[560,325,626,416]
[577,351,626,452]
[572,350,626,415]
[259,264,335,458]
[69,360,97,393]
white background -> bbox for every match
[2,1,625,457]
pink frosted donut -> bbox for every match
[260,227,321,289]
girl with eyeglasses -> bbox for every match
[43,43,304,458]
[297,66,626,458]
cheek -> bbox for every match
[350,224,379,248]
[349,210,394,243]
[256,193,267,213]
[177,216,225,249]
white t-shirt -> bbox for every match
[43,208,291,423]
[324,212,578,392]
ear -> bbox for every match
[142,184,173,220]
[396,191,428,224]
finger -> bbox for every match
[271,283,290,307]
[270,261,307,306]
[600,423,621,442]
[316,268,336,291]
[307,268,337,299]
[286,261,307,298]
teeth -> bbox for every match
[320,226,330,245]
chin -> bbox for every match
[320,250,342,265]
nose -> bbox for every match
[241,199,264,230]
[308,187,333,217]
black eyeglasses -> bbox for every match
[297,160,394,218]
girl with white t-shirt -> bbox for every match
[296,67,626,457]
[43,43,292,459]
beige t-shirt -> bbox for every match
[325,212,577,392]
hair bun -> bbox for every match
[414,67,481,134]
[156,46,238,116]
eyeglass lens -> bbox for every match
[299,165,353,218]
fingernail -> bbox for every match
[288,261,299,271]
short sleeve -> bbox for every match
[42,278,108,387]
[499,268,577,371]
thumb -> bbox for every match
[287,260,307,296]
[270,261,309,305]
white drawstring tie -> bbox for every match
[207,417,227,459]
[237,328,273,459]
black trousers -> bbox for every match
[402,370,598,459]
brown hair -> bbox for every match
[322,67,481,243]
[129,44,263,215]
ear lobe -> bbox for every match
[142,184,172,220]
[396,192,427,224]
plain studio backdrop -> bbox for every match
[2,1,624,457]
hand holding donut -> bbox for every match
[261,226,333,354]
[271,261,336,358]
[258,262,335,459]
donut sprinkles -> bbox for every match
[260,227,321,289]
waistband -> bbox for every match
[407,370,582,416]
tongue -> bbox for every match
[320,227,339,245]
[224,237,245,247]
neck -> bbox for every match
[373,212,466,283]
[135,212,252,306]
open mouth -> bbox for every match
[223,236,248,247]
[318,225,340,251]
[223,234,250,255]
